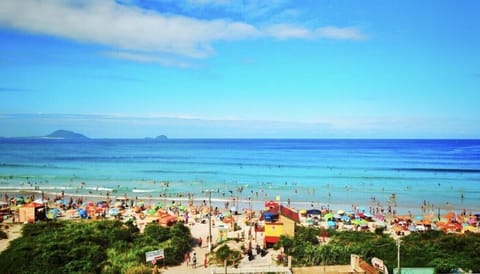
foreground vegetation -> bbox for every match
[275,227,480,273]
[1,220,479,273]
[0,220,192,274]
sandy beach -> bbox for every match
[1,188,478,273]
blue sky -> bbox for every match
[0,0,479,138]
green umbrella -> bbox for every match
[352,219,362,225]
[324,213,334,219]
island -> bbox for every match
[44,130,89,140]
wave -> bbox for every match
[0,162,80,170]
[392,167,480,173]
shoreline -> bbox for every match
[1,186,478,216]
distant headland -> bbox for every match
[1,130,169,140]
[45,130,90,140]
[144,135,168,141]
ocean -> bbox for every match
[0,138,479,214]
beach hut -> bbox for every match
[263,205,300,247]
[18,202,45,223]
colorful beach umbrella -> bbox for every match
[324,213,334,219]
[327,220,336,228]
[415,215,424,221]
[341,215,350,222]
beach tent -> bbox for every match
[306,209,321,215]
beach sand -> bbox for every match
[0,189,478,273]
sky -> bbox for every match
[0,0,479,138]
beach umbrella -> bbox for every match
[444,211,455,220]
[109,208,119,216]
[97,201,108,208]
[445,222,462,232]
[341,215,350,222]
[299,209,307,215]
[307,209,321,215]
[156,202,164,209]
[324,213,334,220]
[146,208,156,216]
[463,226,477,233]
[327,220,336,228]
[415,215,424,221]
[223,216,235,224]
[48,208,60,220]
[393,225,403,232]
[78,208,88,219]
[337,210,345,215]
[375,214,385,221]
[265,200,278,208]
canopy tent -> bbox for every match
[306,209,321,215]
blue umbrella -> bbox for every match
[109,208,119,216]
[341,215,350,222]
[327,220,336,228]
[78,208,88,219]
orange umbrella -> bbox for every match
[393,225,403,232]
[444,211,455,220]
[223,216,235,224]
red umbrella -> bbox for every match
[265,200,278,208]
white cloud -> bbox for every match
[0,0,259,58]
[315,26,367,41]
[265,24,310,39]
[0,0,367,61]
[186,0,231,5]
[104,51,193,68]
[265,24,367,40]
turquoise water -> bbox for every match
[0,139,479,213]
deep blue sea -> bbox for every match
[1,139,479,214]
